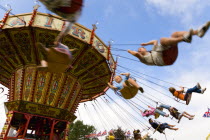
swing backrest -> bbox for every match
[120,81,138,99]
[162,44,178,65]
[56,0,83,14]
[186,93,192,105]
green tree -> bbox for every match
[113,127,126,140]
[68,120,96,140]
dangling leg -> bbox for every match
[183,111,195,118]
[186,86,201,94]
[160,37,182,47]
[181,113,194,120]
[54,10,82,46]
[162,123,178,131]
[186,85,206,94]
[171,30,197,38]
[54,21,73,46]
[159,104,171,110]
[127,78,144,93]
[171,21,210,39]
[167,124,175,127]
[168,127,179,131]
[155,109,169,117]
[160,28,196,46]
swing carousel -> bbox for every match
[0,5,116,140]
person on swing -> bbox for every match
[128,21,210,66]
[158,104,195,122]
[37,42,77,73]
[140,106,169,118]
[108,73,144,98]
[169,83,206,104]
[149,118,178,133]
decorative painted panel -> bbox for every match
[5,101,76,121]
[3,15,31,28]
[0,33,21,70]
[46,73,65,106]
[57,75,77,109]
[79,62,110,84]
[22,66,37,101]
[35,28,57,45]
[93,36,108,59]
[71,49,102,76]
[67,83,82,111]
[14,68,23,100]
[34,13,91,43]
[9,29,36,64]
[34,15,63,30]
[33,71,52,104]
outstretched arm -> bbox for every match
[120,73,130,77]
[141,40,158,46]
[177,86,184,92]
[127,50,141,58]
[140,110,146,117]
[127,50,137,55]
[107,82,118,90]
[148,106,155,110]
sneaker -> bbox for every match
[183,29,193,43]
[198,21,210,38]
[139,87,144,93]
[196,83,201,89]
[201,88,206,94]
[189,117,194,120]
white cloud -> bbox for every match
[145,0,210,25]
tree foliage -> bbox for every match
[68,120,96,140]
[113,127,126,140]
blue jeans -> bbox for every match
[186,86,201,94]
[161,123,170,129]
[159,104,171,110]
[155,109,166,116]
[184,85,201,100]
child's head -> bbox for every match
[149,118,153,124]
[144,110,150,117]
[138,47,147,54]
[114,75,122,83]
[169,87,176,95]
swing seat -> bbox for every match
[40,0,83,14]
[186,93,192,105]
[154,107,163,119]
[39,46,73,73]
[153,124,165,134]
[57,0,83,14]
[157,128,165,134]
[162,44,178,65]
[120,81,138,99]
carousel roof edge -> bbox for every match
[1,11,92,32]
[36,12,92,32]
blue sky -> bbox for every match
[0,0,210,139]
